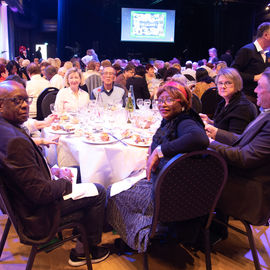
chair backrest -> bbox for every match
[150,150,228,238]
[191,93,202,113]
[0,171,53,245]
[85,74,102,96]
[184,74,196,81]
[0,171,92,269]
[0,173,21,239]
[36,87,59,120]
[201,87,223,118]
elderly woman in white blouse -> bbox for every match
[55,67,89,112]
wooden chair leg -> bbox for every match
[204,228,212,270]
[26,246,38,270]
[242,221,261,270]
[0,218,11,258]
[143,252,149,270]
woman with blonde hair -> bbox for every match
[200,68,257,139]
[54,67,89,112]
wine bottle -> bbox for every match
[125,85,134,123]
[130,85,136,109]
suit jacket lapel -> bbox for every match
[16,126,52,177]
[266,52,270,68]
[233,113,270,145]
[252,44,265,65]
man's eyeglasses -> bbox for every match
[155,98,180,105]
[0,96,33,105]
[217,81,233,88]
[102,72,115,77]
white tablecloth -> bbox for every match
[42,129,148,187]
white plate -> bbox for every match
[82,135,118,145]
[47,127,75,135]
[123,137,151,147]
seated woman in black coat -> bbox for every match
[107,81,209,252]
[126,65,150,107]
[200,68,257,139]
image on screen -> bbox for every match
[121,8,175,43]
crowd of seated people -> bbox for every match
[0,45,230,114]
[1,23,270,267]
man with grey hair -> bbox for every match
[45,65,64,89]
[91,66,125,106]
[208,67,270,237]
[182,60,196,79]
[232,22,270,104]
[26,63,50,118]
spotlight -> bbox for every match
[266,3,270,10]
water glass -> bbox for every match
[50,103,56,114]
[136,98,144,109]
[152,99,158,111]
[114,99,123,110]
[144,99,151,109]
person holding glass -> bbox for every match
[200,68,258,139]
[107,81,209,252]
[54,67,89,113]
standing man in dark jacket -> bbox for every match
[0,81,109,267]
[231,22,270,104]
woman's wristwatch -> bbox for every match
[156,145,164,158]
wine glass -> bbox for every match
[114,99,123,110]
[144,99,151,109]
[152,99,158,111]
[50,103,56,114]
[136,99,144,110]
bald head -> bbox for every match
[0,81,23,96]
[0,81,29,125]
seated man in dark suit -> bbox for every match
[208,67,270,236]
[231,22,270,104]
[0,81,109,267]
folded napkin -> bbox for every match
[63,183,99,200]
[110,169,146,197]
[52,165,99,200]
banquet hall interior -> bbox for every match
[1,0,270,269]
